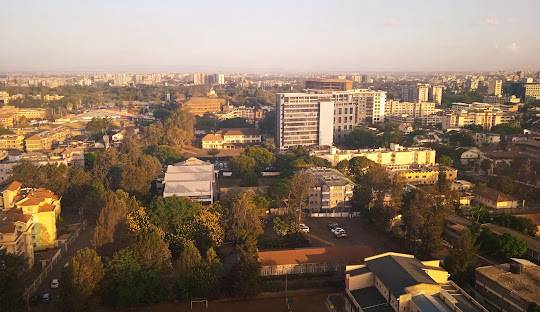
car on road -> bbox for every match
[41,293,50,303]
[331,227,345,235]
[335,231,349,238]
[327,222,339,230]
[50,278,59,289]
[298,223,310,233]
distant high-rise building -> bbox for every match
[417,84,429,102]
[401,84,430,102]
[113,73,131,86]
[430,85,443,104]
[487,79,503,96]
[305,79,353,91]
[504,82,540,100]
[468,77,480,90]
[193,72,207,85]
[208,73,225,85]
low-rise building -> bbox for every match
[474,132,501,146]
[475,259,540,312]
[474,187,520,210]
[391,165,457,185]
[345,252,486,312]
[442,107,514,130]
[1,181,61,251]
[201,128,262,149]
[259,245,373,276]
[0,210,34,266]
[162,157,216,204]
[305,167,354,214]
[0,134,24,150]
[25,126,71,152]
[310,144,436,167]
[384,100,436,118]
[181,97,225,116]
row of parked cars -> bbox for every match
[327,222,348,238]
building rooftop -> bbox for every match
[350,287,393,312]
[223,128,259,136]
[475,187,516,202]
[366,254,438,297]
[305,167,354,187]
[476,262,540,304]
[258,245,374,266]
[5,180,22,192]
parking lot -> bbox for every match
[303,217,405,253]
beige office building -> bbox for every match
[384,101,436,117]
[442,109,514,130]
[430,85,443,104]
[487,79,503,96]
[0,134,24,150]
[311,144,436,167]
[305,167,354,213]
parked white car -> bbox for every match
[298,223,310,233]
[331,227,345,235]
[50,279,59,289]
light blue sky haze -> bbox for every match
[1,0,539,72]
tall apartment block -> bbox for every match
[430,85,443,104]
[401,84,429,102]
[208,73,225,85]
[276,93,335,150]
[193,72,207,85]
[276,89,386,150]
[487,79,502,96]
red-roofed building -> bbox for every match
[258,245,374,276]
[1,182,61,251]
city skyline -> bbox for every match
[2,0,540,73]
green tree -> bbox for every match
[444,229,477,282]
[102,249,165,306]
[272,216,292,236]
[225,251,261,298]
[230,155,257,183]
[61,248,104,312]
[498,233,528,258]
[344,127,379,149]
[402,189,451,257]
[286,171,315,224]
[131,228,172,270]
[438,155,453,167]
[175,240,202,274]
[0,254,28,312]
[225,191,264,245]
[243,147,275,172]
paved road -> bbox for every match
[30,224,95,311]
[303,217,405,253]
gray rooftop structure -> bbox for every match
[366,254,438,297]
[162,157,215,204]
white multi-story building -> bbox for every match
[276,89,386,150]
[276,92,334,150]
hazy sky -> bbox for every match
[1,0,539,72]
